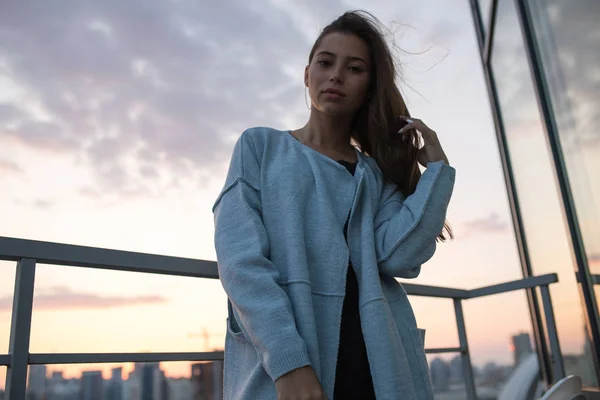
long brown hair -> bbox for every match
[309,10,452,241]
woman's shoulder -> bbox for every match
[236,127,290,163]
[239,126,288,146]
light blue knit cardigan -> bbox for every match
[213,127,456,399]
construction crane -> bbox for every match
[188,327,224,351]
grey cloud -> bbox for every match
[33,199,55,209]
[0,158,23,174]
[4,120,79,152]
[0,103,26,122]
[2,0,473,202]
[492,0,599,148]
[13,198,56,209]
[542,0,600,149]
[0,285,167,311]
[0,0,321,198]
[139,164,158,179]
[1,102,78,152]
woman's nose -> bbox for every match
[329,68,344,83]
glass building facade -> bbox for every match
[470,0,600,388]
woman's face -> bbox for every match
[305,32,371,117]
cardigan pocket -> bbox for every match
[227,317,248,342]
[224,316,273,400]
[227,301,248,342]
[409,327,434,399]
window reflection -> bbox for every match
[490,0,596,387]
[529,0,600,343]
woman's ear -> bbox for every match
[304,65,309,87]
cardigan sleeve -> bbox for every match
[212,131,311,382]
[374,161,455,278]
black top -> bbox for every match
[334,159,375,399]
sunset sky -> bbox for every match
[0,0,592,386]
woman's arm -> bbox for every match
[374,161,455,278]
[374,117,456,277]
[213,131,311,382]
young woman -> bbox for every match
[213,10,455,400]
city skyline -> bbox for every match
[5,332,582,398]
[8,361,225,400]
[0,0,594,391]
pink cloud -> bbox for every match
[0,286,167,311]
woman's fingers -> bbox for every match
[397,122,416,135]
[398,116,449,165]
[398,116,437,142]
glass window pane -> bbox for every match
[529,0,600,351]
[428,353,468,400]
[466,292,536,398]
[424,292,536,398]
[491,0,596,386]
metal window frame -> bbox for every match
[468,0,553,385]
[483,0,499,64]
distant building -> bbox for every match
[47,378,79,400]
[512,333,533,366]
[430,358,451,392]
[49,370,64,387]
[160,369,169,400]
[140,362,165,400]
[106,367,125,400]
[448,356,463,382]
[168,377,192,400]
[191,361,224,400]
[81,370,103,400]
[124,373,141,400]
[47,370,66,400]
[27,365,47,400]
[481,362,512,389]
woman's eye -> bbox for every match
[349,66,363,73]
[318,60,332,67]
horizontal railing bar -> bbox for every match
[29,351,224,365]
[592,274,600,285]
[468,274,558,298]
[0,236,219,279]
[425,347,466,354]
[402,283,469,299]
[403,274,559,300]
[0,354,10,365]
[0,237,560,300]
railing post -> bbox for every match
[6,258,37,399]
[454,299,477,400]
[539,285,566,381]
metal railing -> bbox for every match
[404,274,564,399]
[0,236,563,399]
